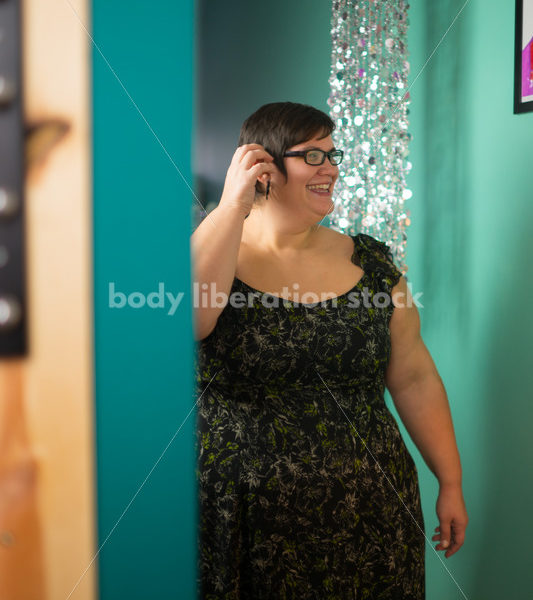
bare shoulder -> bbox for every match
[316,225,354,255]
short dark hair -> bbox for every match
[237,102,335,197]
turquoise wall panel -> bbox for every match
[93,1,197,598]
[406,1,533,597]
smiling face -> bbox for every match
[267,133,340,221]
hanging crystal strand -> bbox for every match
[327,0,411,273]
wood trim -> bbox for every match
[0,1,95,598]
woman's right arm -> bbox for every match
[190,144,274,340]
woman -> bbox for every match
[192,102,468,599]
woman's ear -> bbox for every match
[255,172,269,195]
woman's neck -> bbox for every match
[242,211,322,255]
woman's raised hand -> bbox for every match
[219,144,275,217]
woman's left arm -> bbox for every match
[384,276,469,558]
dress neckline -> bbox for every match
[233,233,366,307]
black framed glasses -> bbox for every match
[283,148,344,166]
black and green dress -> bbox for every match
[194,233,425,599]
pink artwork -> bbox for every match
[522,36,533,97]
[515,0,533,113]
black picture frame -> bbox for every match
[514,0,533,113]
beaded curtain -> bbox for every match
[327,0,411,274]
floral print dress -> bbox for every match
[194,233,425,599]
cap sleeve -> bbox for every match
[355,233,403,290]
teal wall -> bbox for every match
[406,0,533,597]
[93,1,196,598]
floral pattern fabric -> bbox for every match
[194,233,425,599]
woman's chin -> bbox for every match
[306,191,334,208]
[313,198,335,216]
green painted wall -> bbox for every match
[406,0,533,597]
[93,1,196,598]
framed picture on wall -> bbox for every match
[514,0,533,113]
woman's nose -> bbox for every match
[318,160,338,175]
